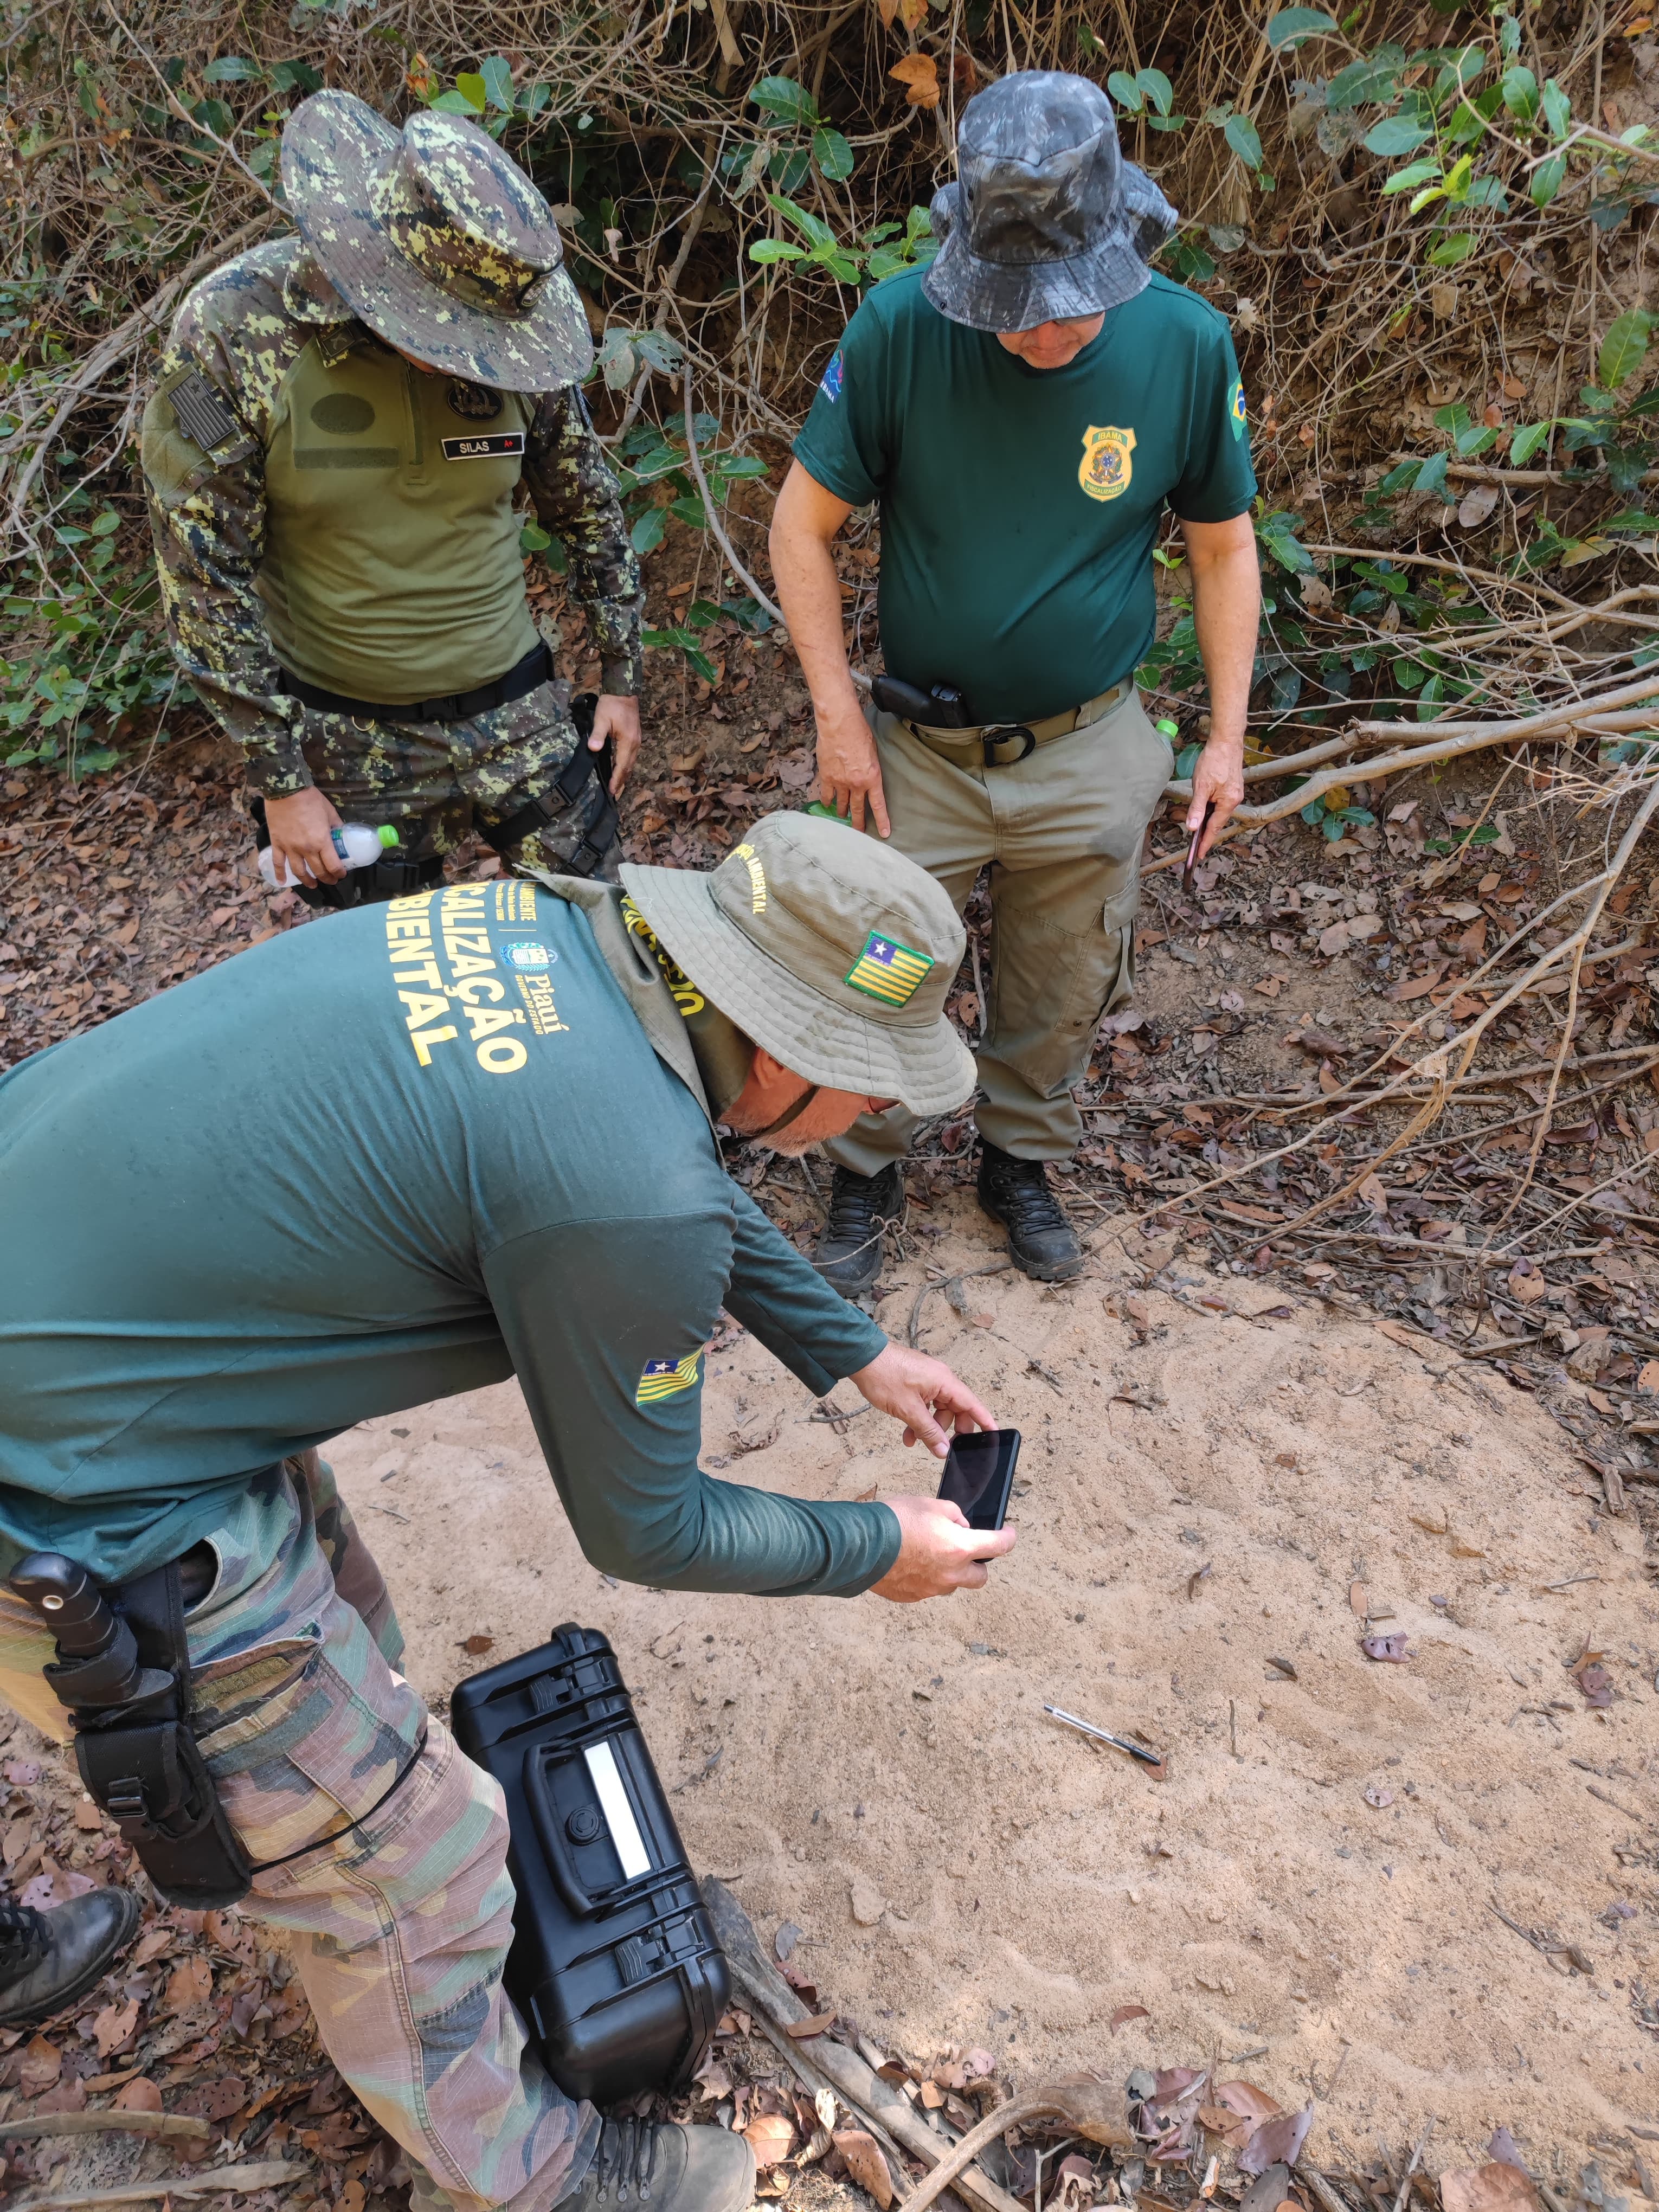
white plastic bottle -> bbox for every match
[259,822,400,891]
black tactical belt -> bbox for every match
[279,640,552,726]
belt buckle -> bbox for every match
[981,723,1036,767]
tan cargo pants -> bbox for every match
[824,687,1174,1171]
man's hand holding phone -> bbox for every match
[870,1494,1016,1604]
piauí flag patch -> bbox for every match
[1228,378,1248,441]
[636,1353,702,1405]
[845,930,934,1006]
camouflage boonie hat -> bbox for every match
[620,813,976,1118]
[282,91,593,393]
[923,71,1176,332]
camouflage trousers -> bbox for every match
[295,677,615,880]
[0,1457,594,2212]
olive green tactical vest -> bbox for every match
[257,338,541,706]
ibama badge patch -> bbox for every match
[637,1353,702,1405]
[1078,423,1136,503]
[845,930,934,1007]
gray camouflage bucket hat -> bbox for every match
[923,71,1178,332]
[620,813,976,1119]
[282,91,593,393]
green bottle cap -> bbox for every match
[803,800,844,821]
[1155,718,1180,738]
[377,824,401,849]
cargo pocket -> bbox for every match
[1102,880,1140,1019]
[992,898,1129,1097]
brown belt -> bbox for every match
[900,678,1134,769]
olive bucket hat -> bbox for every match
[620,813,976,1118]
[281,90,593,393]
[922,70,1177,332]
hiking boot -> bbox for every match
[814,1164,905,1296]
[558,2118,756,2212]
[0,1889,140,2027]
[976,1142,1084,1282]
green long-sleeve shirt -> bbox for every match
[0,880,897,1592]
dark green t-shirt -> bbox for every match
[0,883,895,1592]
[793,268,1257,726]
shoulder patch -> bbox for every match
[819,349,844,403]
[637,1353,702,1404]
[170,370,242,454]
[1228,378,1248,441]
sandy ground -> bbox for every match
[326,1193,1659,2181]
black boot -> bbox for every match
[813,1164,904,1296]
[0,1889,141,2027]
[558,2119,755,2212]
[976,1142,1084,1282]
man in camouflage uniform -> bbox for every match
[144,90,642,904]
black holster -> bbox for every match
[480,693,618,878]
[46,1565,253,1910]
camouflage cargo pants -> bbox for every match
[297,677,616,881]
[0,1458,594,2212]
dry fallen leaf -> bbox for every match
[1252,976,1283,998]
[164,1954,213,2014]
[1358,1173,1388,1215]
[93,2000,139,2058]
[889,52,940,104]
[834,2131,893,2210]
[132,1925,174,1968]
[1348,1580,1368,1616]
[1362,1632,1412,1663]
[744,2113,795,2169]
[1109,2003,1150,2033]
[1265,1655,1298,1681]
[460,1634,494,1656]
[1440,2166,1541,2212]
[1239,2104,1314,2176]
[786,2011,838,2040]
[73,1798,104,1831]
[774,1920,803,1962]
[1573,1658,1614,1709]
[113,2078,163,2114]
[18,2034,61,2095]
[1508,1266,1548,1306]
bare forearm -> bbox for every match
[770,520,860,718]
[1191,547,1259,748]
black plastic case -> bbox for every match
[449,1624,730,2106]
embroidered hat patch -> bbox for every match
[845,930,935,1007]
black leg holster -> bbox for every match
[481,694,619,878]
[46,1565,252,1910]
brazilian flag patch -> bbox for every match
[845,930,934,1007]
[637,1353,702,1405]
[1228,378,1248,442]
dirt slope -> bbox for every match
[325,1191,1659,2183]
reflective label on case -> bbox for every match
[584,1740,651,1879]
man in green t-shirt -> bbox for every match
[772,70,1260,1292]
[144,92,642,908]
[0,813,1007,2212]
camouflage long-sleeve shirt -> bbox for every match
[141,236,643,798]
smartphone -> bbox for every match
[937,1428,1021,1532]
